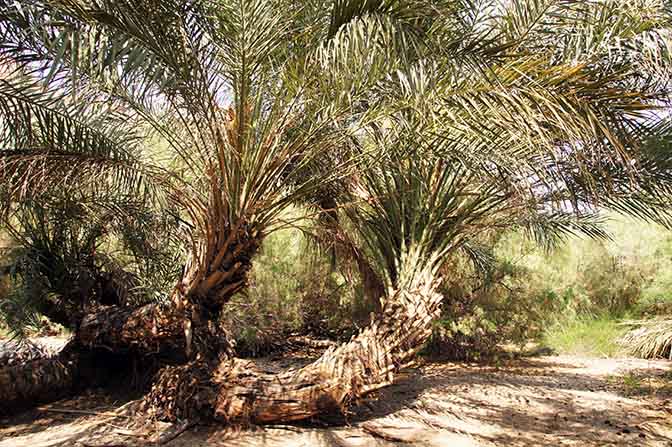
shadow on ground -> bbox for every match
[1,355,671,447]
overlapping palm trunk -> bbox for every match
[77,302,187,354]
[143,271,443,423]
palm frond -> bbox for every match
[0,68,161,206]
[516,211,610,252]
[620,319,672,359]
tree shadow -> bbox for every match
[2,356,670,446]
[0,388,139,442]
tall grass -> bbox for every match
[543,316,626,357]
[504,214,672,357]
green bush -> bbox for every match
[426,214,672,360]
[426,254,560,360]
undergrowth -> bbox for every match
[543,315,626,357]
[3,213,671,359]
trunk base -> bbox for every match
[142,361,217,422]
[142,279,443,425]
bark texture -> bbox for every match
[0,343,79,412]
[145,276,443,423]
[178,218,260,310]
[78,230,259,357]
[78,303,185,353]
[78,301,235,363]
[0,216,262,414]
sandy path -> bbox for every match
[1,355,670,446]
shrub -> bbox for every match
[576,248,654,316]
[426,254,559,360]
[425,214,669,360]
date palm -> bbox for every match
[0,0,434,408]
[1,0,672,424]
[1,0,419,353]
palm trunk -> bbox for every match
[0,342,80,412]
[77,230,259,357]
[0,230,257,411]
[77,302,186,353]
[2,271,443,425]
[145,276,443,423]
[77,301,237,361]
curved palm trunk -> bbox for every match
[178,213,260,308]
[77,301,235,360]
[0,227,258,409]
[145,276,443,423]
[2,270,442,425]
[77,225,260,357]
[77,303,185,353]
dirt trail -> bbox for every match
[1,354,670,446]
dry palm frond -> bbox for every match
[619,319,672,359]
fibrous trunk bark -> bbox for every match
[145,276,443,423]
[3,272,442,425]
[77,226,259,357]
[77,301,236,361]
[78,303,186,353]
[0,342,80,413]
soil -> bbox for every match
[1,340,671,446]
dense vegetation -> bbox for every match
[172,213,672,359]
[0,0,671,424]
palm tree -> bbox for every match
[0,0,434,406]
[2,0,672,424]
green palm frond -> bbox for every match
[0,69,161,205]
[343,0,672,290]
[1,0,671,306]
[459,241,498,278]
[0,189,184,335]
[347,127,513,288]
[516,211,611,252]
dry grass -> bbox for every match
[620,319,672,359]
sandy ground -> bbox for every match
[0,348,670,447]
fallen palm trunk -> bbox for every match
[77,234,258,357]
[0,298,233,412]
[78,303,186,354]
[0,304,184,413]
[0,342,80,412]
[78,301,235,361]
[144,276,443,423]
[1,273,443,424]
